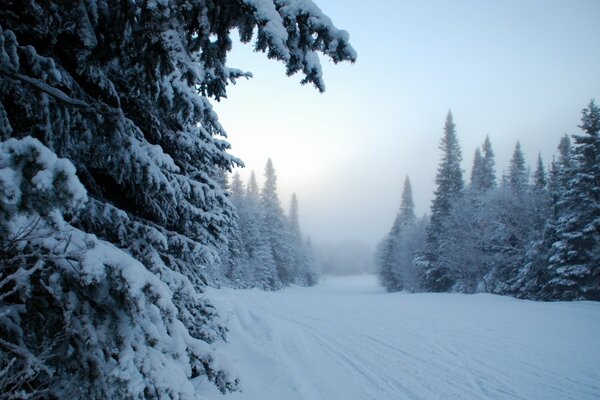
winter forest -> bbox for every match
[1,1,599,399]
[377,108,600,301]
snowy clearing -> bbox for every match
[200,275,600,400]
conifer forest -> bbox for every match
[0,1,598,399]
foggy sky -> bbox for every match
[213,0,600,248]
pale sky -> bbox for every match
[213,0,600,248]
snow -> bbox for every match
[200,275,600,400]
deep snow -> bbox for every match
[200,275,600,399]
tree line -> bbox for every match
[221,160,317,290]
[377,101,600,301]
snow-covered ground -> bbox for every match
[200,275,600,400]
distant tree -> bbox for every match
[481,135,497,191]
[419,111,464,292]
[378,176,423,292]
[289,193,302,242]
[303,237,319,286]
[506,141,528,192]
[532,153,547,190]
[558,134,574,172]
[482,184,546,296]
[245,171,279,289]
[470,148,485,190]
[224,172,248,287]
[436,191,492,292]
[261,159,295,284]
[545,100,600,300]
[377,212,404,291]
[399,176,417,225]
[287,193,318,285]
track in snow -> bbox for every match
[200,275,600,400]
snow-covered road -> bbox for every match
[200,275,600,400]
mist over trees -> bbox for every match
[223,161,317,290]
[0,0,354,398]
[377,100,600,301]
[315,241,376,276]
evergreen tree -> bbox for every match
[248,171,260,199]
[224,172,248,286]
[546,136,573,223]
[470,148,485,190]
[506,141,528,192]
[484,183,547,296]
[436,190,492,292]
[0,1,355,396]
[261,159,295,285]
[429,111,464,230]
[245,171,279,290]
[545,100,600,300]
[303,237,319,286]
[481,135,497,191]
[419,111,464,292]
[288,193,318,285]
[377,176,420,292]
[533,153,547,190]
[471,136,497,192]
[289,193,302,242]
[377,212,404,291]
[558,134,573,172]
[399,176,417,225]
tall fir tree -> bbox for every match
[533,153,547,190]
[288,193,318,285]
[429,111,464,231]
[224,172,248,286]
[399,176,417,225]
[245,171,279,289]
[261,159,295,285]
[481,135,497,191]
[545,100,600,300]
[377,211,404,291]
[419,111,464,292]
[558,134,573,172]
[289,193,302,243]
[377,176,418,291]
[470,148,485,190]
[471,136,497,192]
[506,141,528,192]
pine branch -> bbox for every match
[0,67,119,117]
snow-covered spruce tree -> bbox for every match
[436,190,492,293]
[543,136,574,254]
[505,142,528,192]
[377,176,420,292]
[418,111,464,292]
[244,171,279,290]
[0,1,355,397]
[484,145,549,297]
[471,135,496,192]
[544,100,600,300]
[481,135,497,191]
[377,212,403,291]
[558,134,574,173]
[288,193,318,285]
[261,159,295,285]
[399,176,417,226]
[0,138,234,399]
[470,148,484,190]
[532,153,547,190]
[223,172,247,287]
